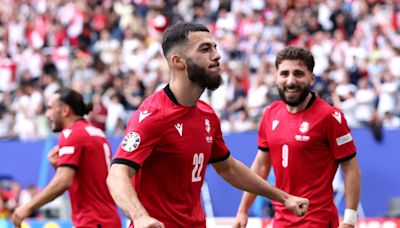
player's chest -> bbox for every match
[160,113,215,155]
[266,114,325,147]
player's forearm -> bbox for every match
[342,159,361,210]
[214,157,288,204]
[26,174,70,211]
[237,154,271,214]
[107,168,148,220]
[237,191,258,214]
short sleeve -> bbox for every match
[325,108,357,161]
[257,108,269,151]
[57,129,85,168]
[112,107,163,169]
[209,113,230,163]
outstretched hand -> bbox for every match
[283,195,309,217]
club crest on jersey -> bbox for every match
[299,121,309,133]
[205,119,211,133]
[121,132,141,152]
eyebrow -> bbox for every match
[279,69,305,73]
[197,41,217,49]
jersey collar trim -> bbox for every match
[305,91,317,110]
[163,84,180,106]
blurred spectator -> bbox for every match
[246,74,268,122]
[355,78,376,126]
[376,71,398,117]
[382,111,400,129]
[123,72,145,119]
[93,30,120,66]
[87,93,107,131]
[102,88,126,135]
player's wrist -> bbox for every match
[343,208,357,226]
[237,206,249,215]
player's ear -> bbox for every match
[61,104,72,117]
[310,73,316,86]
[171,54,185,70]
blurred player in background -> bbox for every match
[234,46,361,228]
[12,88,121,228]
[106,22,309,228]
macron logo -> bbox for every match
[272,120,279,131]
[175,123,183,137]
[63,129,72,138]
[139,110,152,123]
[332,111,342,124]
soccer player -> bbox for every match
[106,22,309,228]
[12,88,121,228]
[233,46,361,228]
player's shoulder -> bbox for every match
[313,97,345,122]
[126,90,167,128]
[314,97,340,114]
[60,120,103,142]
[197,100,216,113]
[264,100,285,113]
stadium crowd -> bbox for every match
[0,0,399,142]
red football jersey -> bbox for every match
[258,94,356,227]
[57,120,121,228]
[113,85,230,228]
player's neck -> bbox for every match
[169,77,204,107]
[63,116,83,129]
[286,92,313,114]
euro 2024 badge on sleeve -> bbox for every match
[121,132,141,152]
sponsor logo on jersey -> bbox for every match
[299,121,309,133]
[139,110,152,123]
[205,119,211,133]
[272,120,279,131]
[295,135,310,141]
[206,136,213,143]
[336,133,353,146]
[59,146,75,156]
[175,123,183,137]
[121,132,141,152]
[332,111,342,124]
[63,129,72,138]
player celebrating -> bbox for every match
[234,46,361,227]
[12,88,121,228]
[106,23,309,228]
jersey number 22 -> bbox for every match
[192,153,204,182]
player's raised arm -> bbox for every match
[212,156,309,217]
[107,164,164,228]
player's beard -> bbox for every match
[186,58,222,91]
[50,116,64,132]
[278,84,310,107]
